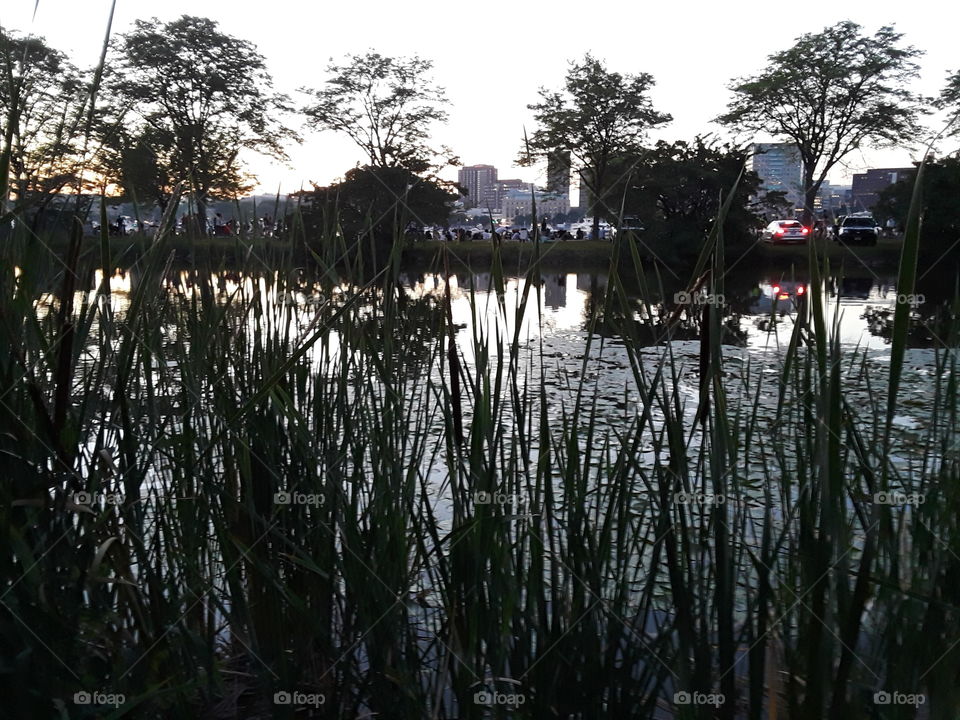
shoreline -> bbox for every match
[36,233,912,274]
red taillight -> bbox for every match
[772,284,781,295]
[801,227,809,234]
[797,285,806,295]
[775,229,784,235]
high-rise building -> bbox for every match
[751,142,804,211]
[457,164,498,209]
[546,150,571,197]
[481,178,524,211]
[851,168,913,213]
[815,184,852,213]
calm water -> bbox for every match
[62,262,955,484]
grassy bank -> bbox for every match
[36,233,909,277]
[406,235,908,273]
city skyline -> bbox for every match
[2,0,957,195]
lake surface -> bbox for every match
[55,261,955,495]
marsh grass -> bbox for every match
[2,152,959,719]
[2,12,960,719]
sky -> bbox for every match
[2,0,957,194]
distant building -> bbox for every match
[546,150,571,197]
[458,164,498,209]
[751,142,804,210]
[482,178,524,211]
[851,168,913,213]
[464,206,503,224]
[815,184,852,213]
[501,187,569,222]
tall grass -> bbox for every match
[3,12,960,719]
[1,154,958,720]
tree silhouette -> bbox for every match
[719,21,924,225]
[106,15,295,230]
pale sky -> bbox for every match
[2,0,956,194]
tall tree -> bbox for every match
[609,137,764,258]
[106,16,295,230]
[719,21,924,224]
[938,68,960,135]
[522,54,671,242]
[302,52,454,174]
[301,165,457,246]
[0,29,89,214]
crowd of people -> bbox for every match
[411,219,591,243]
[177,212,282,237]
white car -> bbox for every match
[762,220,809,244]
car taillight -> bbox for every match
[772,284,781,294]
[801,227,809,234]
[797,285,805,295]
[775,229,784,235]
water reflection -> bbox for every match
[31,263,959,351]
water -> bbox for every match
[66,264,956,470]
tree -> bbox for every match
[95,124,178,214]
[522,54,671,242]
[719,21,924,225]
[609,137,764,259]
[876,158,960,259]
[302,53,454,174]
[938,69,960,135]
[105,16,295,231]
[301,165,458,248]
[1,29,89,217]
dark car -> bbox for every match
[836,215,880,246]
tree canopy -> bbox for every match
[609,137,763,259]
[1,29,89,212]
[104,15,295,224]
[302,53,453,174]
[522,54,671,240]
[876,157,960,259]
[719,21,924,223]
[939,69,960,135]
[301,165,458,247]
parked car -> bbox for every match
[835,215,880,246]
[761,220,809,244]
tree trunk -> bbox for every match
[802,172,822,228]
[590,163,605,241]
[196,193,209,237]
[590,204,601,241]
